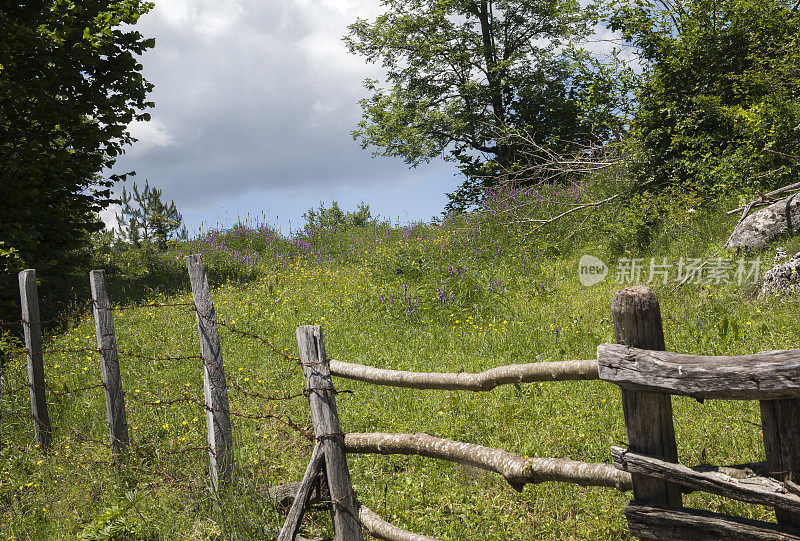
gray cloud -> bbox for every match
[111,0,458,225]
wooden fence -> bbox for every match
[9,260,800,540]
[12,258,235,489]
[282,285,800,541]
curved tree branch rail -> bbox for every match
[328,359,599,391]
[344,432,632,492]
[357,504,439,541]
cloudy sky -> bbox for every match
[105,0,461,234]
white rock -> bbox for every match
[727,194,800,251]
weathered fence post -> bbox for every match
[296,325,363,541]
[89,269,129,460]
[611,286,681,506]
[186,254,234,490]
[760,399,800,527]
[277,441,325,541]
[18,269,52,449]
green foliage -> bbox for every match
[0,0,154,322]
[302,200,373,230]
[0,242,24,275]
[608,0,800,197]
[344,0,635,210]
[601,188,703,256]
[117,180,185,250]
[77,491,141,541]
[0,241,26,329]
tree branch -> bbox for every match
[344,432,632,492]
[329,359,599,391]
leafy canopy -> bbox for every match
[0,0,154,321]
[345,0,634,211]
[0,0,155,267]
[609,0,800,197]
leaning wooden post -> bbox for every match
[296,325,363,541]
[760,398,800,526]
[186,255,234,490]
[611,286,681,506]
[277,441,325,541]
[18,269,52,449]
[89,270,129,460]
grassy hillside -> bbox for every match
[2,190,800,539]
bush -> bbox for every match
[303,201,373,231]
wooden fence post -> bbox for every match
[296,325,363,541]
[89,270,129,460]
[277,441,325,541]
[18,269,51,449]
[760,399,800,527]
[611,286,681,506]
[186,254,234,490]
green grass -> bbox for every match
[2,192,800,539]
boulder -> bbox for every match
[726,194,800,251]
[759,251,800,296]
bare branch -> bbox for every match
[357,504,439,541]
[329,359,599,391]
[344,432,632,492]
[726,182,800,215]
[763,147,800,162]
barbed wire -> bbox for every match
[194,307,301,363]
[0,300,94,328]
[0,287,326,497]
[0,298,194,328]
[91,299,197,312]
[1,385,314,491]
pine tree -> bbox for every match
[116,181,184,250]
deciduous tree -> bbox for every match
[344,0,633,211]
[0,0,154,267]
[0,0,154,319]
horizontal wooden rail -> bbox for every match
[598,344,800,400]
[328,359,599,391]
[611,447,800,512]
[267,481,439,541]
[624,501,800,540]
[343,432,631,492]
[357,504,439,541]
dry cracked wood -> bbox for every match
[297,326,362,541]
[328,359,598,391]
[624,501,800,540]
[19,269,51,449]
[611,447,800,512]
[611,286,681,507]
[90,269,129,460]
[187,255,234,489]
[344,432,631,491]
[598,344,800,400]
[278,442,325,541]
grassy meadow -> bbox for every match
[2,186,800,539]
